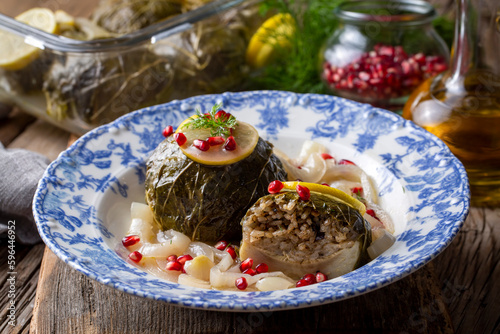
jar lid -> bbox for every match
[335,0,436,26]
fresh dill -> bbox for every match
[248,0,453,94]
[184,103,238,137]
[247,0,343,93]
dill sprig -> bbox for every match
[184,103,238,137]
[247,0,342,93]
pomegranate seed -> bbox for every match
[162,125,173,137]
[321,183,330,187]
[208,136,225,146]
[240,258,253,272]
[322,44,447,101]
[338,159,356,166]
[224,136,237,151]
[358,71,370,81]
[128,251,142,263]
[351,187,363,196]
[297,166,302,169]
[316,271,328,283]
[214,110,227,121]
[320,153,334,160]
[215,240,228,250]
[243,268,256,276]
[193,139,210,151]
[167,254,177,262]
[268,180,284,194]
[433,63,448,72]
[296,184,310,201]
[255,263,269,274]
[166,261,183,271]
[174,132,187,146]
[226,246,237,259]
[302,273,316,284]
[177,254,193,265]
[235,277,248,290]
[366,209,380,221]
[295,279,310,287]
[122,235,140,247]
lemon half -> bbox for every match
[281,181,366,215]
[0,8,57,71]
[246,13,295,68]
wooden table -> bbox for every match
[0,108,499,334]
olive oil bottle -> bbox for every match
[403,0,500,206]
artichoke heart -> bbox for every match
[239,192,372,279]
[145,137,287,242]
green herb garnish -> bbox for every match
[184,103,238,137]
[247,0,342,93]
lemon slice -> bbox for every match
[246,13,295,68]
[281,181,366,216]
[0,8,58,71]
[55,10,75,30]
[175,117,259,166]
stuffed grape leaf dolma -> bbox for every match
[239,191,372,279]
[91,0,183,34]
[145,137,287,242]
[42,50,173,123]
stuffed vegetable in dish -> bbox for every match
[239,181,372,280]
[145,104,287,242]
[120,104,395,291]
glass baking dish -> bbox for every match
[0,0,261,134]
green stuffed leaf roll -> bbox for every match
[145,137,287,242]
[239,191,372,279]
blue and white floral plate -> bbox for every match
[33,91,470,311]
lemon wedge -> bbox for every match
[281,181,366,216]
[0,8,58,71]
[175,117,259,166]
[246,13,295,68]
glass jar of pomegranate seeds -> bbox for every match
[321,0,449,111]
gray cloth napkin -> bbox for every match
[0,142,49,245]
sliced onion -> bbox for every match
[288,153,327,183]
[296,140,327,163]
[186,242,215,262]
[367,230,396,259]
[130,202,154,224]
[139,257,181,282]
[321,165,363,184]
[210,266,292,289]
[360,172,378,204]
[178,274,211,289]
[183,255,214,281]
[128,218,154,243]
[213,248,234,272]
[140,229,190,257]
[363,212,385,231]
[369,204,395,234]
[328,180,362,196]
[255,276,294,291]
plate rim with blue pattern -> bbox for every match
[33,91,470,311]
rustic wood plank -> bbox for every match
[0,109,36,147]
[7,120,70,161]
[433,207,500,334]
[0,244,45,334]
[30,247,453,333]
[0,0,99,18]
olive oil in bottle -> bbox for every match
[403,72,500,205]
[403,0,500,206]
